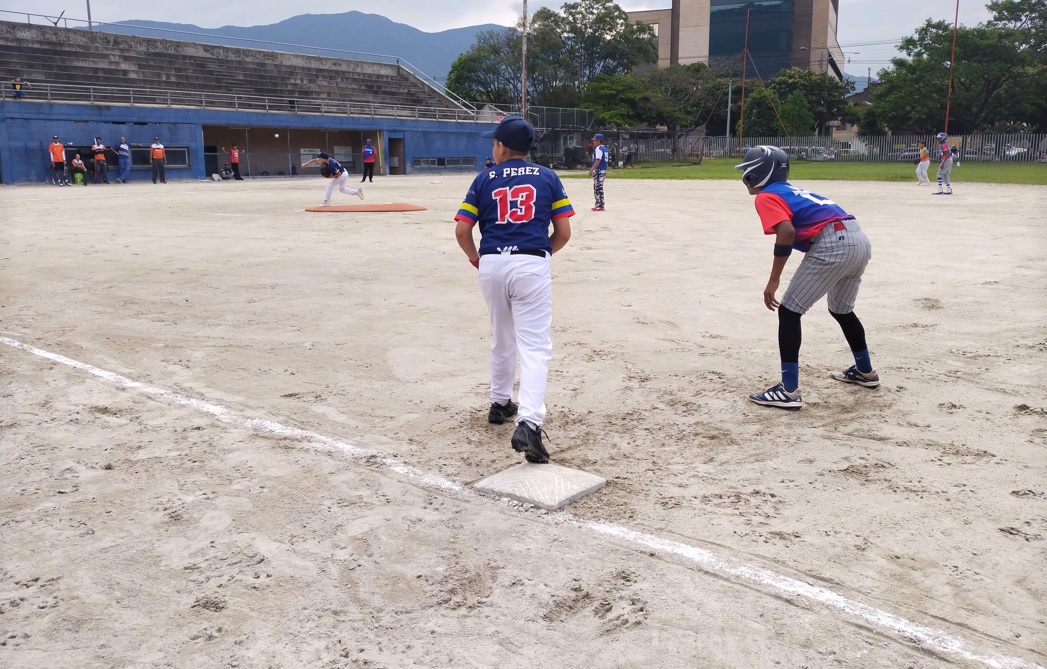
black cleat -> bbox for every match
[511,421,550,464]
[488,400,518,425]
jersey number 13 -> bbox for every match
[493,185,537,224]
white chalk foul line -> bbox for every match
[1,335,1041,669]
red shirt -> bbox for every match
[230,148,239,163]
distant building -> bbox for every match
[628,0,845,81]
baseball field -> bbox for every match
[1,174,1044,668]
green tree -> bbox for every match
[778,91,816,137]
[868,15,1041,133]
[549,0,657,84]
[582,74,653,127]
[766,67,854,134]
[646,63,724,131]
[446,0,656,108]
[737,87,784,138]
[445,30,517,104]
[986,0,1047,131]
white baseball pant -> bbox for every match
[325,171,360,202]
[478,253,553,429]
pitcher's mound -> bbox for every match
[305,203,428,213]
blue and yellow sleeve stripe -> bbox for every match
[551,198,574,219]
[455,202,479,224]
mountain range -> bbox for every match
[101,12,503,83]
[102,12,875,93]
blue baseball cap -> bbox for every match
[481,116,534,152]
[592,133,604,141]
[366,138,372,144]
[316,151,330,159]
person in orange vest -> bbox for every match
[91,137,110,184]
[48,135,68,186]
[150,137,167,184]
[220,144,245,180]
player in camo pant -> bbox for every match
[589,133,608,211]
[736,145,881,411]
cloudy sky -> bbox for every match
[3,0,995,75]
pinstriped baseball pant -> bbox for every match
[781,220,871,315]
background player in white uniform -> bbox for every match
[933,132,954,195]
[301,152,363,206]
[454,116,574,463]
[589,133,608,211]
[736,146,880,410]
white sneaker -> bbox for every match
[356,188,364,200]
[320,200,331,207]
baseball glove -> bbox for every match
[320,167,333,178]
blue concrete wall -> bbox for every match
[0,102,495,184]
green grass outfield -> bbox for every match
[559,159,1047,185]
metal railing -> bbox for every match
[0,10,477,112]
[3,81,483,122]
[540,130,1047,163]
[701,134,1047,163]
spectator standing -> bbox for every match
[91,137,110,184]
[114,136,132,183]
[150,137,167,184]
[221,144,245,180]
[48,135,68,186]
[361,138,376,183]
[623,145,634,168]
[11,76,30,100]
[589,132,608,211]
[70,154,88,185]
[915,141,930,185]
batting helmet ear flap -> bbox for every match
[735,145,790,189]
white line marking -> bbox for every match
[1,334,1042,669]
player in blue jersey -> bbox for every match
[454,116,574,463]
[301,152,363,206]
[589,133,608,211]
[736,146,880,410]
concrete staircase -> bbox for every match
[0,21,467,115]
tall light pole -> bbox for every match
[521,0,528,119]
[944,0,960,133]
[86,0,93,30]
[725,78,732,139]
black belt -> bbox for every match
[480,249,548,258]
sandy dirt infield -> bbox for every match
[1,173,1044,668]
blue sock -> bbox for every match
[853,349,873,374]
[781,362,800,393]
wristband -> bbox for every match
[773,244,793,257]
[469,257,479,269]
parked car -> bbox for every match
[889,147,923,162]
[804,146,836,161]
[834,148,858,161]
[1003,144,1029,160]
